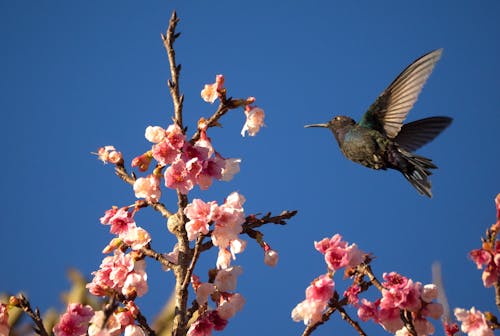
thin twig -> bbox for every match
[161,10,184,129]
[335,302,367,336]
[14,295,49,336]
[243,210,298,230]
[357,262,384,292]
[140,245,176,269]
[182,235,204,290]
[190,96,254,143]
[136,309,157,336]
[400,309,417,336]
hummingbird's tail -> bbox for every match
[395,148,436,198]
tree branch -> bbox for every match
[140,245,176,270]
[161,10,184,129]
[12,295,49,336]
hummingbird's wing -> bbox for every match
[358,49,443,138]
[394,116,452,152]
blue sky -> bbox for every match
[1,1,500,335]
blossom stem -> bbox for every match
[140,245,176,269]
[182,235,204,290]
[333,300,367,336]
[161,10,184,129]
[357,261,384,292]
[400,309,417,336]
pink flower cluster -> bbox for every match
[357,273,443,335]
[469,193,500,288]
[454,307,493,336]
[314,234,364,271]
[100,207,151,250]
[291,274,335,325]
[53,303,94,336]
[0,303,9,336]
[184,192,247,269]
[96,146,123,164]
[88,301,145,336]
[201,75,265,137]
[241,104,265,137]
[86,251,148,298]
[187,271,245,336]
[133,122,241,196]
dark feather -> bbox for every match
[395,116,452,152]
[359,49,443,138]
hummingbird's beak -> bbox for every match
[304,123,328,128]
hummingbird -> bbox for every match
[305,49,452,197]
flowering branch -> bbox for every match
[115,163,173,218]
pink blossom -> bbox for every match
[187,311,227,336]
[305,274,334,302]
[122,226,151,250]
[151,124,185,165]
[145,126,166,143]
[152,141,180,166]
[106,207,136,236]
[444,322,460,336]
[241,105,265,137]
[0,303,9,336]
[482,266,498,288]
[344,284,362,306]
[220,157,241,181]
[96,146,123,164]
[229,238,246,258]
[314,234,345,254]
[421,283,439,303]
[422,302,444,320]
[357,299,380,322]
[200,74,224,103]
[53,303,94,336]
[216,248,232,269]
[379,307,403,333]
[165,157,202,194]
[314,234,363,271]
[195,283,216,305]
[88,311,121,336]
[380,278,422,312]
[87,252,148,298]
[383,272,409,289]
[165,124,185,149]
[291,299,327,325]
[214,266,243,292]
[184,198,219,241]
[133,175,161,203]
[470,249,492,269]
[454,307,493,336]
[212,193,245,249]
[163,244,179,269]
[197,157,225,190]
[217,293,245,320]
[264,249,279,267]
[124,325,145,336]
[100,207,118,225]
